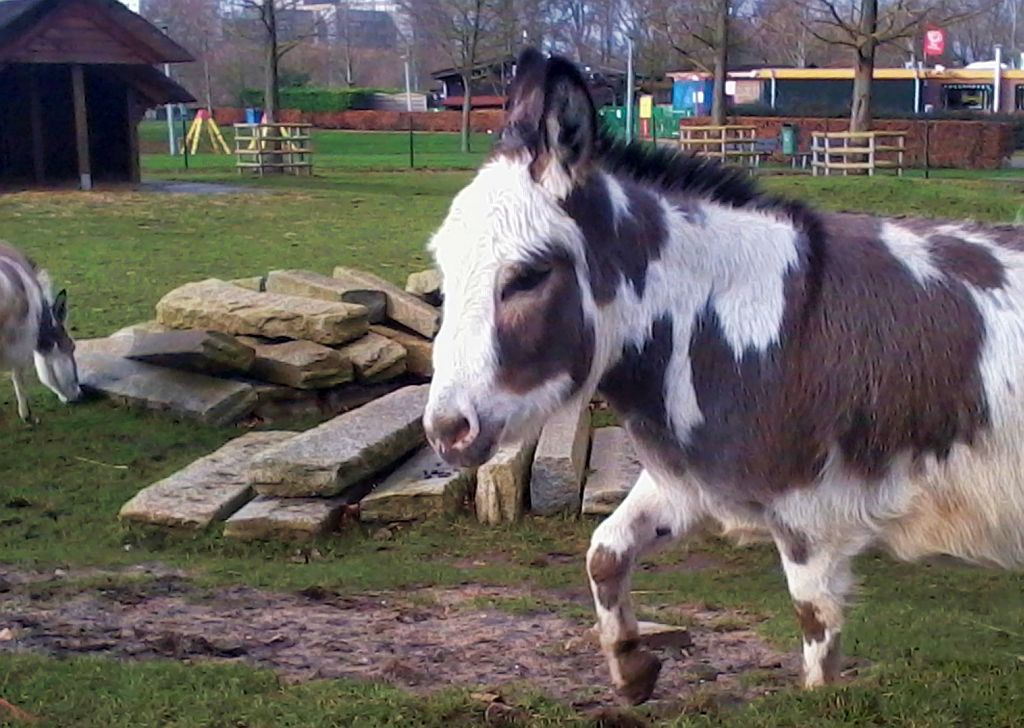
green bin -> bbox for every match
[781,124,798,155]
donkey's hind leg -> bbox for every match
[11,368,32,423]
[775,538,856,688]
[587,470,705,704]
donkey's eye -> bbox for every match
[501,264,552,301]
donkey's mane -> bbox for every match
[594,131,826,245]
[595,132,760,208]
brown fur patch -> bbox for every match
[685,212,990,496]
[494,251,595,395]
[929,235,1006,289]
[822,632,842,683]
[588,545,628,611]
[793,601,826,645]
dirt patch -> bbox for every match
[0,574,797,710]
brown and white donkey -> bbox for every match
[424,48,1024,703]
[0,243,80,421]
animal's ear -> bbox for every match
[52,289,68,324]
[501,49,597,198]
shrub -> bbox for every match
[238,87,400,113]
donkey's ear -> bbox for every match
[502,48,549,149]
[500,50,597,198]
[535,56,598,196]
[52,289,68,324]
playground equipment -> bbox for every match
[184,109,230,155]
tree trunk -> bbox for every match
[461,73,472,153]
[710,0,729,126]
[263,0,279,123]
[849,0,878,133]
[203,41,214,112]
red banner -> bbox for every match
[924,28,945,57]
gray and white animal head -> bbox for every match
[425,49,608,466]
[34,273,81,405]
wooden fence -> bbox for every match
[678,125,760,168]
[811,131,906,176]
[234,123,314,176]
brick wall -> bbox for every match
[682,116,1014,170]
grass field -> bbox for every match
[1,131,1023,727]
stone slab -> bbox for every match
[265,269,355,302]
[581,427,644,516]
[337,332,406,383]
[78,352,258,426]
[476,441,537,525]
[223,495,348,541]
[359,447,475,522]
[230,276,266,292]
[111,320,172,338]
[332,266,440,339]
[370,325,433,378]
[125,330,256,375]
[584,622,692,650]
[405,268,443,306]
[530,402,591,516]
[156,278,368,346]
[119,431,295,529]
[238,336,354,389]
[248,384,430,497]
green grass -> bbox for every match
[141,121,492,173]
[1,134,1024,726]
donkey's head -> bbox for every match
[34,278,81,405]
[425,49,609,467]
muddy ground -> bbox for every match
[0,563,798,715]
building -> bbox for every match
[431,57,626,110]
[668,66,1024,116]
[0,0,193,188]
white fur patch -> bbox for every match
[881,222,943,284]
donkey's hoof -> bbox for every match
[616,648,662,705]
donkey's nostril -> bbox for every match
[428,413,474,453]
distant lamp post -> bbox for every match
[403,52,414,168]
[161,25,176,156]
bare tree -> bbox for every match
[647,0,732,124]
[802,0,987,132]
[234,0,319,121]
[143,0,222,108]
[400,0,499,152]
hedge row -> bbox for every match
[239,87,399,113]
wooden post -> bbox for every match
[126,89,141,184]
[71,64,92,191]
[28,67,45,185]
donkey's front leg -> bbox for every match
[586,470,705,704]
[11,368,32,423]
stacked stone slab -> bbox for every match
[107,264,658,539]
[81,269,442,426]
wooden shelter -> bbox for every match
[0,0,194,189]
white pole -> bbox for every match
[404,57,412,112]
[913,62,921,114]
[770,69,777,109]
[994,44,1003,113]
[164,62,176,156]
[625,37,634,143]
